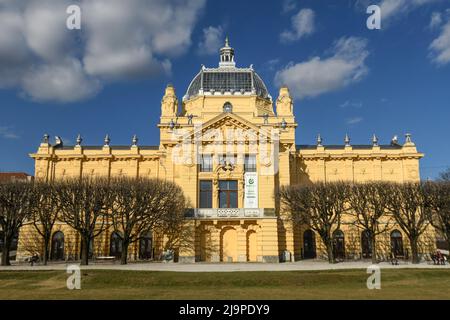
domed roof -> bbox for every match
[183,38,271,101]
[184,67,270,101]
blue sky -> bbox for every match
[0,0,449,179]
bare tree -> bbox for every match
[160,196,190,257]
[280,182,349,263]
[17,228,44,259]
[55,178,111,266]
[109,177,186,265]
[424,181,450,252]
[438,168,450,182]
[30,182,60,265]
[348,182,394,264]
[0,181,35,266]
[385,182,430,264]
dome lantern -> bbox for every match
[219,36,235,68]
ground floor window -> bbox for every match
[110,232,123,258]
[303,229,316,259]
[219,180,238,208]
[361,230,372,259]
[390,230,404,257]
[139,231,153,260]
[333,230,345,261]
[51,231,65,261]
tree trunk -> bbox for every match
[43,239,49,266]
[410,238,420,264]
[325,239,335,264]
[371,234,378,264]
[80,236,89,266]
[121,242,129,265]
[1,244,11,266]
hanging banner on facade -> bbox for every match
[244,172,258,208]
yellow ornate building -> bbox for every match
[19,39,435,263]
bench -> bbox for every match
[95,256,117,263]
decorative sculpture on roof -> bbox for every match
[276,87,293,116]
[161,84,178,117]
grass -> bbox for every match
[0,269,449,300]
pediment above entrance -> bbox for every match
[176,113,276,144]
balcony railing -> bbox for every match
[184,208,276,219]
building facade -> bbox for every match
[18,39,435,263]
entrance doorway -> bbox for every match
[221,227,237,262]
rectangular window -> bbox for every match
[244,155,257,172]
[219,180,238,208]
[200,155,213,172]
[199,180,212,208]
[218,154,236,166]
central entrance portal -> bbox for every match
[221,227,238,262]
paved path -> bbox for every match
[1,261,449,272]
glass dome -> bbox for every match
[183,37,271,101]
[184,68,270,100]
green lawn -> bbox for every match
[0,269,449,300]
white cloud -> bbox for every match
[22,59,101,103]
[282,0,297,14]
[0,0,205,103]
[262,58,281,72]
[280,8,315,43]
[198,26,224,55]
[379,0,441,25]
[0,126,20,139]
[429,12,443,29]
[429,20,450,65]
[346,117,363,125]
[340,100,363,108]
[275,37,369,99]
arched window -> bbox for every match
[390,230,404,257]
[333,230,345,261]
[139,231,153,260]
[51,231,65,261]
[303,230,316,259]
[110,232,123,259]
[361,230,372,259]
[223,102,233,113]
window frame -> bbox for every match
[244,154,257,172]
[200,155,213,172]
[218,180,238,208]
[199,180,213,208]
